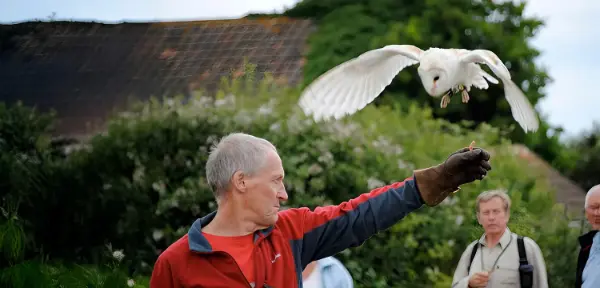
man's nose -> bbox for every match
[278,188,288,201]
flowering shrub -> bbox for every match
[1,77,580,287]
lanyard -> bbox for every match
[479,233,513,272]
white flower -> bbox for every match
[127,279,135,287]
[112,250,125,262]
[258,99,275,115]
[455,215,464,226]
[317,151,334,166]
[153,230,164,241]
[397,159,409,169]
[132,166,145,184]
[234,110,253,125]
[448,239,455,247]
[206,135,219,145]
[269,122,281,132]
[367,177,386,189]
[192,96,213,108]
[214,94,236,107]
[307,164,323,175]
[441,196,458,206]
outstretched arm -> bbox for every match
[277,147,491,268]
[278,176,424,267]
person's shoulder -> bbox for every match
[460,239,479,253]
[519,234,543,253]
[275,207,310,239]
[157,234,192,263]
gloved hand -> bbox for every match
[413,147,491,206]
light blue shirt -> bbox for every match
[316,256,354,288]
[582,232,600,288]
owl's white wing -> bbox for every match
[459,49,539,133]
[298,45,423,121]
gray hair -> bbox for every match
[585,184,600,208]
[476,189,511,213]
[205,132,277,199]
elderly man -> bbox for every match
[576,184,600,288]
[451,189,548,288]
[150,132,491,288]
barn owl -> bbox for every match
[297,45,539,133]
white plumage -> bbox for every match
[298,45,539,133]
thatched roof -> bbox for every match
[512,144,586,219]
[0,17,316,136]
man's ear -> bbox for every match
[232,170,247,192]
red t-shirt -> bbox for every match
[202,232,255,283]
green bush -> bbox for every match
[0,258,149,288]
[1,76,580,286]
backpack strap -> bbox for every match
[517,235,528,265]
[467,242,479,273]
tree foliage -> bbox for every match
[0,74,580,286]
[561,122,600,192]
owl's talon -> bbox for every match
[462,90,470,103]
[441,94,451,108]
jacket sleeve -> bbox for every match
[451,241,478,288]
[525,237,549,288]
[149,254,177,288]
[277,176,425,268]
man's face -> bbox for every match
[586,190,600,230]
[243,149,288,227]
[477,197,509,235]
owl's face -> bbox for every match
[417,66,451,97]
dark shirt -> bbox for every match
[576,230,599,288]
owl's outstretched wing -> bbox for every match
[298,45,423,121]
[459,49,539,133]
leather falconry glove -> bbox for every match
[413,147,492,206]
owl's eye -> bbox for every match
[433,76,440,81]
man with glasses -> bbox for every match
[451,189,548,288]
[576,184,600,288]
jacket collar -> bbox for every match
[187,210,276,253]
[478,227,512,249]
[578,230,599,248]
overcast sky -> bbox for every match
[2,0,598,139]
